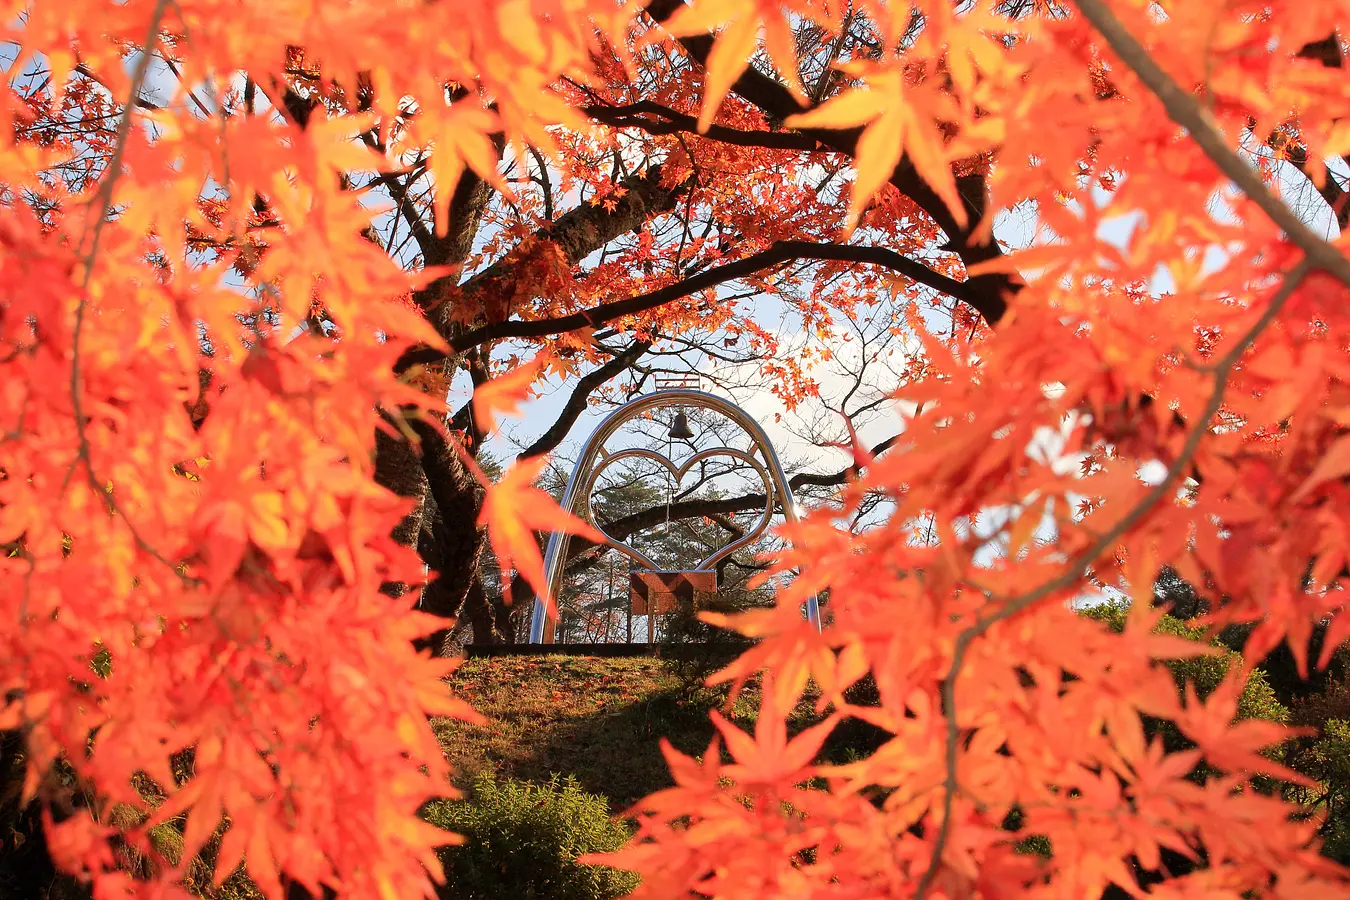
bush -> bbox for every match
[1079,601,1289,724]
[1287,679,1350,864]
[423,775,639,900]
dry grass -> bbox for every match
[433,654,886,811]
[433,655,742,810]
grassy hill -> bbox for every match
[432,654,882,811]
[10,639,1350,899]
[435,655,756,810]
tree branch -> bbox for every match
[1073,0,1350,286]
[642,0,1011,300]
[75,62,161,111]
[519,341,652,460]
[470,164,687,275]
[447,348,492,442]
[418,240,995,359]
[584,100,821,151]
[791,435,902,488]
[377,165,437,253]
[396,165,691,371]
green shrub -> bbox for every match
[423,775,639,900]
[1287,681,1350,864]
[1079,600,1289,725]
[1304,719,1350,863]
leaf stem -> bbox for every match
[64,0,187,577]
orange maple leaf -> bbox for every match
[1290,433,1350,502]
[711,695,838,788]
[785,63,966,235]
[473,455,606,604]
[471,352,552,434]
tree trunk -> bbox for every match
[461,578,495,645]
[407,424,488,653]
[373,426,428,599]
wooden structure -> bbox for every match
[629,570,717,641]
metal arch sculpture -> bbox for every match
[528,387,823,644]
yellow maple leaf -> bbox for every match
[786,64,967,235]
[663,0,831,132]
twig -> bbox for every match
[159,53,213,118]
[64,0,187,578]
[915,1,1350,891]
[74,62,161,111]
[810,2,853,103]
[1071,0,1350,289]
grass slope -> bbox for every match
[434,656,730,810]
[433,654,882,811]
[3,655,877,900]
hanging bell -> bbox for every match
[668,409,695,440]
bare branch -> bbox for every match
[584,100,821,151]
[518,341,652,460]
[75,62,161,110]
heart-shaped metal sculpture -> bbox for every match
[528,387,821,644]
[583,446,775,573]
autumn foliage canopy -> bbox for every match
[5,0,1350,897]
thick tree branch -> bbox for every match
[460,164,688,280]
[396,165,691,372]
[644,0,820,131]
[792,435,902,487]
[584,100,822,151]
[417,240,996,359]
[560,494,769,563]
[407,417,484,554]
[1297,33,1343,69]
[444,347,493,446]
[642,0,1012,303]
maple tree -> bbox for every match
[5,0,1350,897]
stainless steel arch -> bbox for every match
[529,388,822,643]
